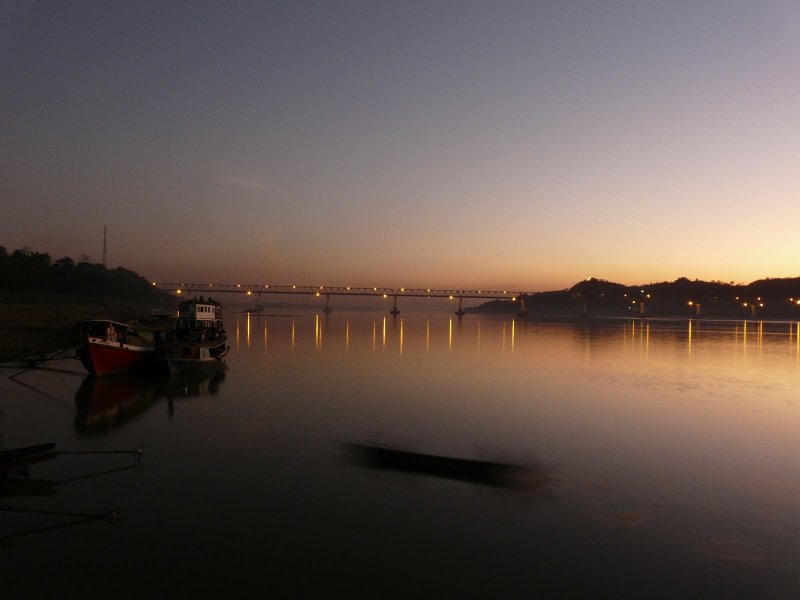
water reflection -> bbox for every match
[74,367,227,433]
[235,315,800,362]
[74,374,168,434]
[7,313,800,596]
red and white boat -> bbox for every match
[77,318,172,377]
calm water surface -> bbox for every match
[3,313,800,597]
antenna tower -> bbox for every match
[102,225,107,267]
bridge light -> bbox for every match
[383,294,387,298]
[152,282,156,286]
[400,288,405,292]
[743,302,748,307]
[347,286,350,290]
[247,290,252,295]
[316,292,320,297]
[292,285,296,289]
[449,295,453,300]
[176,289,182,294]
[512,297,517,301]
[688,301,694,306]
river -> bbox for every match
[3,312,800,597]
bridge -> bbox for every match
[152,282,528,316]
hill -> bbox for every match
[469,276,800,319]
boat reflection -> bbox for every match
[74,374,168,434]
[166,365,227,415]
[166,363,227,400]
[0,477,56,498]
[74,366,227,432]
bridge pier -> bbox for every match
[323,293,332,314]
[455,296,465,317]
[518,297,527,317]
[390,294,400,315]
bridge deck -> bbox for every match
[153,283,526,300]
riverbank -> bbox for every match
[0,292,171,361]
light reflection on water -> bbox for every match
[2,313,800,596]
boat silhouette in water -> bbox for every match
[343,442,556,492]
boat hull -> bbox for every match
[78,340,165,377]
[167,343,228,374]
[167,357,224,374]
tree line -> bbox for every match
[0,244,169,302]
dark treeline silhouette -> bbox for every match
[473,276,800,318]
[0,244,170,303]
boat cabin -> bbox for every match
[176,297,224,332]
[78,319,171,348]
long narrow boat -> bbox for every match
[343,443,535,489]
[0,444,59,476]
[167,297,229,374]
[77,317,172,377]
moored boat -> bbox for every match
[167,297,229,374]
[77,317,172,377]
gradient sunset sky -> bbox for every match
[2,1,799,291]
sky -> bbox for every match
[2,1,800,292]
